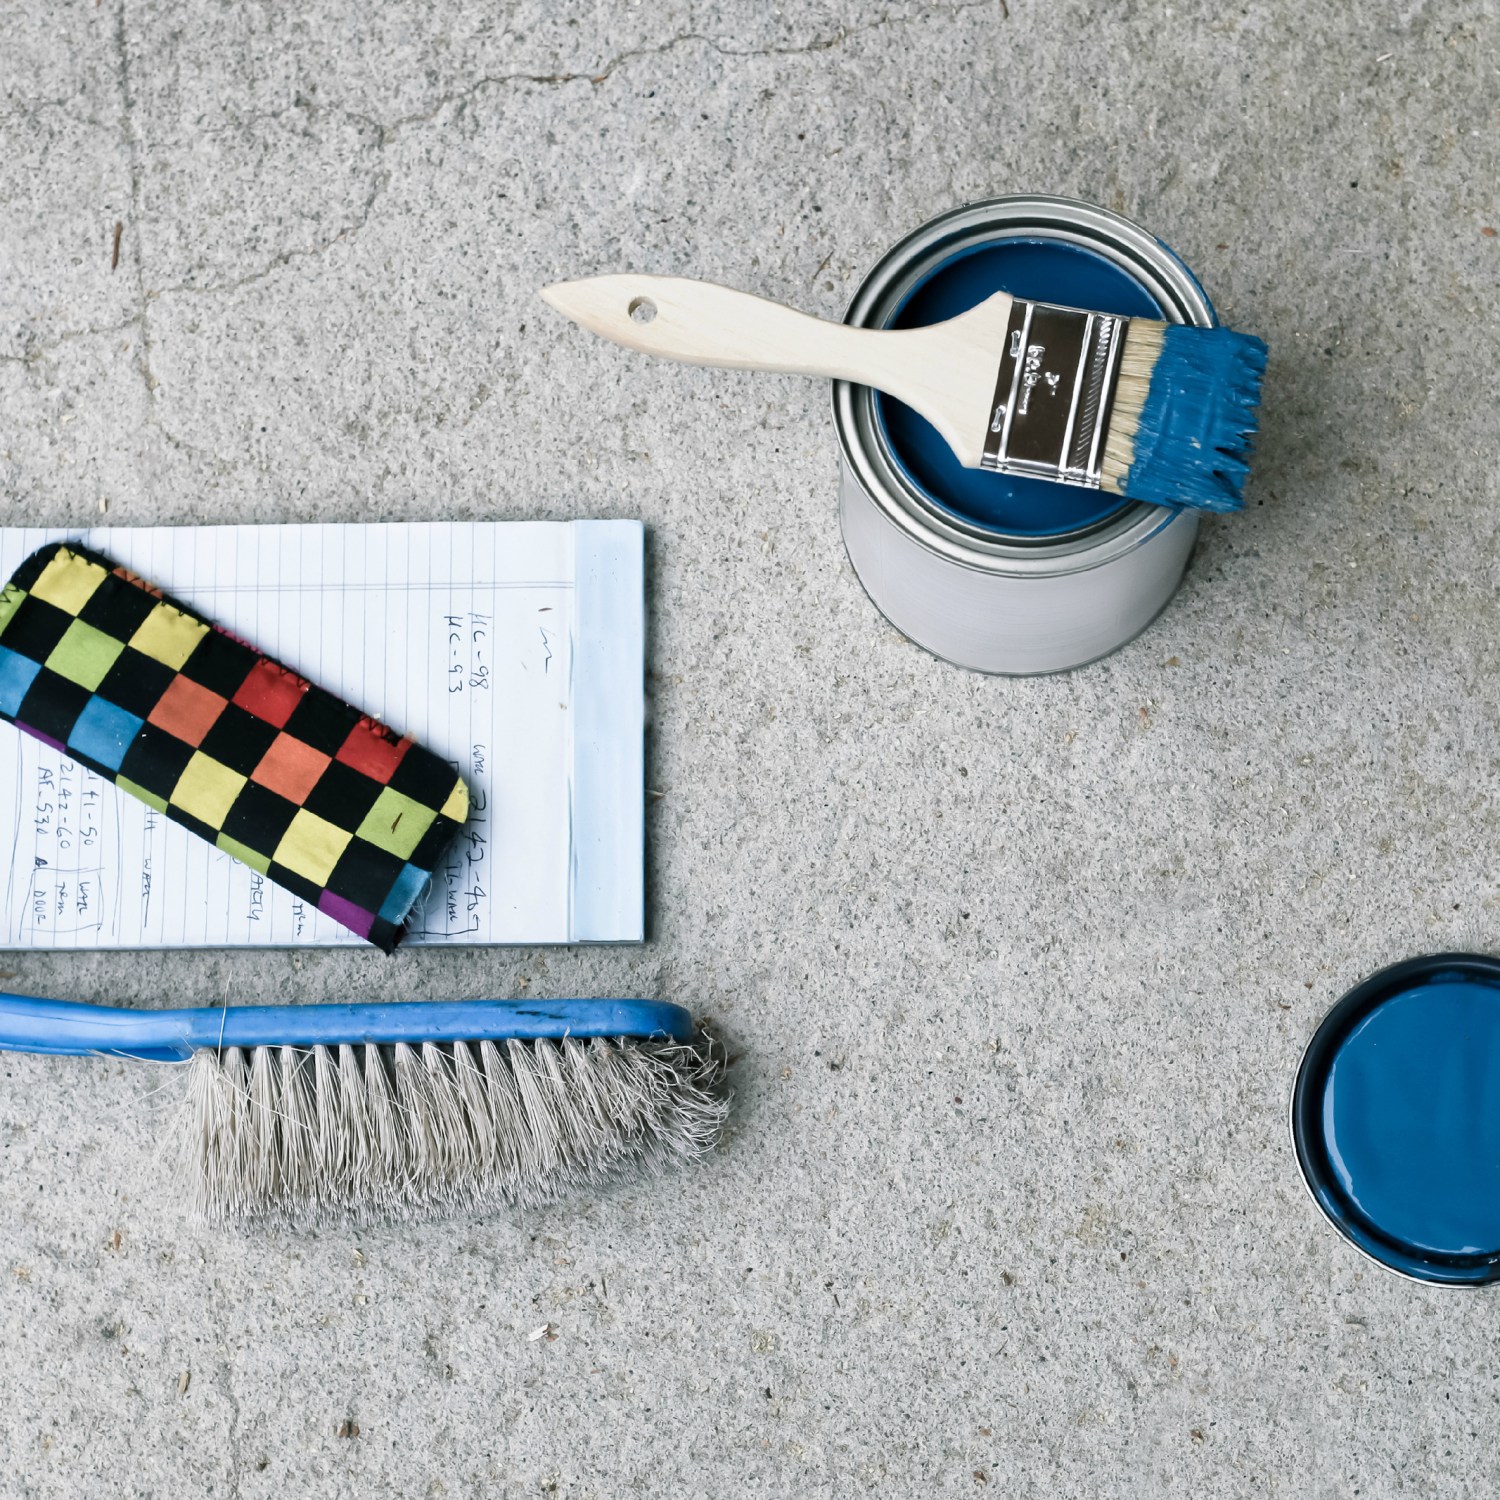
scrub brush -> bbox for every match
[540,273,1268,514]
[0,993,725,1224]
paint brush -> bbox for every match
[540,274,1267,514]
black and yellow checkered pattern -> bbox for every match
[0,543,469,951]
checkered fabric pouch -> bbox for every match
[0,543,469,952]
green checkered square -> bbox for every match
[355,785,438,859]
[116,775,168,814]
[0,584,26,637]
[216,832,272,876]
[47,618,125,691]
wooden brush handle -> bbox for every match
[541,274,917,384]
[540,272,1017,469]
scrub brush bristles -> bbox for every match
[181,1033,727,1225]
[1101,319,1269,513]
[0,992,723,1224]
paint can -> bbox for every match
[833,195,1217,676]
[1291,954,1500,1287]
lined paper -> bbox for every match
[0,521,644,949]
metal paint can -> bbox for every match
[1291,954,1500,1287]
[834,195,1217,676]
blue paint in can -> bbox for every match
[1292,954,1500,1285]
[876,238,1177,538]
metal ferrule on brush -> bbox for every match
[980,300,1128,489]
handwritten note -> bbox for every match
[0,521,644,949]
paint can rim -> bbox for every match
[833,194,1215,577]
[1290,952,1500,1288]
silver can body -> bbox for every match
[834,196,1216,676]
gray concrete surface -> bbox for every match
[3,1,1500,1494]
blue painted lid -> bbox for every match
[1292,954,1500,1285]
[876,237,1174,538]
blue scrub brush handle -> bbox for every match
[0,994,695,1063]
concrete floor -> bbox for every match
[4,1,1500,1494]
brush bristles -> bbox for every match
[1099,319,1166,495]
[181,1034,727,1225]
[1101,319,1268,513]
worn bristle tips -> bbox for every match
[1102,321,1268,512]
[181,1034,727,1224]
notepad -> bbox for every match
[0,521,644,949]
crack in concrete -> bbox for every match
[0,92,112,132]
[0,314,144,369]
[367,1,999,139]
[157,423,243,473]
[109,0,255,473]
[207,1285,247,1500]
[113,0,156,421]
[144,156,389,305]
[3,0,997,429]
[126,1,997,306]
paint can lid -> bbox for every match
[1292,954,1500,1285]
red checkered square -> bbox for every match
[232,658,307,728]
[336,718,411,783]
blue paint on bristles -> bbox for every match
[1121,324,1268,514]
